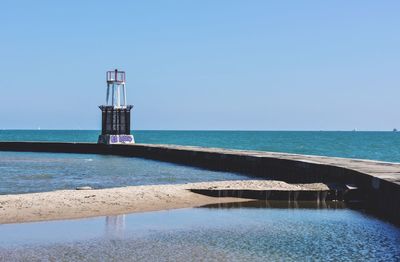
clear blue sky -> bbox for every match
[1,1,399,130]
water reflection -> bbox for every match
[199,200,348,209]
[0,205,399,261]
[105,215,126,238]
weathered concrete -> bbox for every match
[0,141,399,223]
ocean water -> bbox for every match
[0,204,399,261]
[1,130,400,162]
[0,151,250,195]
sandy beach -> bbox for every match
[0,180,328,224]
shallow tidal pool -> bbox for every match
[0,202,399,261]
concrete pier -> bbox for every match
[0,141,399,223]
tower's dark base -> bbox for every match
[98,134,135,144]
[98,105,134,144]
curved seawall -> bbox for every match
[0,141,399,223]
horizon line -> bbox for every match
[0,129,398,132]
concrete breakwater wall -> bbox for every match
[0,141,399,223]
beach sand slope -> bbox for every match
[0,180,328,224]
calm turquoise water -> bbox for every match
[0,204,399,261]
[1,130,400,162]
[0,151,250,195]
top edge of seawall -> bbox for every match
[0,141,400,166]
[134,143,400,164]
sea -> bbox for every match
[0,130,399,162]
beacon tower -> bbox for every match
[98,69,135,144]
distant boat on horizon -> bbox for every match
[393,128,398,132]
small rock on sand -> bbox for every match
[76,186,93,190]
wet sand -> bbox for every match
[0,180,328,224]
